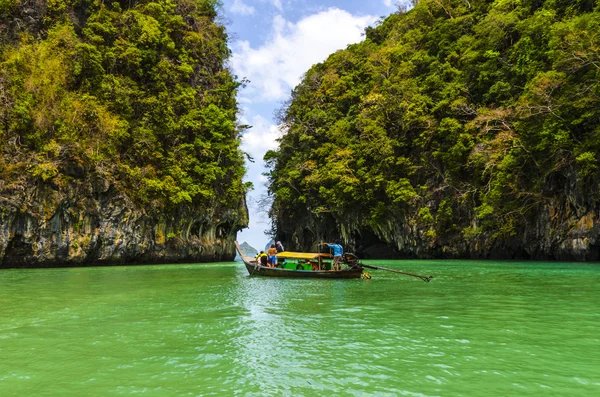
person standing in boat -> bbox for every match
[267,244,278,268]
[256,251,268,267]
[327,243,344,271]
[276,241,285,253]
[275,241,285,266]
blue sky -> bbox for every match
[222,0,404,251]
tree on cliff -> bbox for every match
[1,0,247,210]
[266,0,600,260]
[0,0,249,266]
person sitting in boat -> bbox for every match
[256,251,268,267]
[276,241,285,253]
[267,244,278,267]
[327,243,344,271]
[276,255,285,267]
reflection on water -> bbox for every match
[0,261,599,396]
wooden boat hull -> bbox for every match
[243,261,363,279]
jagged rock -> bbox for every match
[0,176,248,268]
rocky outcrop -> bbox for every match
[353,202,600,261]
[0,1,249,268]
[278,196,600,262]
[0,176,248,268]
[267,2,600,262]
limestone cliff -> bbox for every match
[0,1,249,267]
[0,175,248,268]
[267,1,600,261]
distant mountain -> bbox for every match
[234,241,258,261]
[264,239,275,252]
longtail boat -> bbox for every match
[234,241,364,279]
[234,241,433,281]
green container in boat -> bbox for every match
[281,262,326,270]
[285,262,310,270]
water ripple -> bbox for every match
[0,261,599,396]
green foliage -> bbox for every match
[267,0,600,250]
[418,207,434,223]
[0,0,17,18]
[0,0,246,214]
[29,162,59,181]
[576,152,598,177]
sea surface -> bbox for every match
[0,260,599,396]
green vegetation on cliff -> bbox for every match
[0,0,249,266]
[266,0,600,259]
[0,0,247,212]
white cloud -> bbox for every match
[240,114,284,164]
[384,0,394,7]
[271,0,283,11]
[237,96,253,104]
[231,0,255,15]
[238,113,282,246]
[231,8,377,102]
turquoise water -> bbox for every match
[1,260,599,396]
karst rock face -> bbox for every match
[0,1,249,267]
[277,204,600,262]
[0,176,248,268]
[267,1,600,261]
